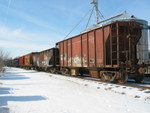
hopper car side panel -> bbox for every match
[35,48,59,71]
[59,42,64,67]
[82,34,89,67]
[57,24,113,68]
[23,52,39,69]
[39,48,55,67]
[24,54,32,66]
[32,53,40,67]
[88,31,96,67]
[95,29,104,67]
[82,34,88,67]
[72,36,82,67]
[57,21,143,83]
[67,39,72,66]
[63,40,67,67]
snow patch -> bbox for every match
[50,73,150,100]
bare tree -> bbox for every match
[0,49,10,73]
[149,50,150,59]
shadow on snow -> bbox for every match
[0,76,30,80]
[0,87,11,95]
[0,95,47,106]
[0,72,30,80]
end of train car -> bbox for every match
[32,48,59,72]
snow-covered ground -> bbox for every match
[0,68,150,113]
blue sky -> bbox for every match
[0,0,150,58]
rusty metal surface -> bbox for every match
[19,56,24,66]
[32,53,40,67]
[57,21,141,69]
[63,40,67,67]
[82,34,88,67]
[59,42,64,67]
[95,29,104,67]
[104,26,111,65]
[72,36,82,67]
[23,52,39,66]
[90,71,99,78]
[38,48,57,67]
[24,53,33,66]
[67,39,72,66]
[88,31,96,67]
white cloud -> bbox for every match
[0,2,56,30]
[12,28,22,35]
[13,11,52,29]
[0,25,63,42]
[0,40,50,51]
[0,25,63,57]
[0,26,24,39]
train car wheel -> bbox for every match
[61,68,70,75]
[50,68,56,74]
[134,74,144,83]
[118,70,128,84]
[100,72,107,81]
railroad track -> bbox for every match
[16,67,150,90]
[53,73,150,90]
[77,76,150,89]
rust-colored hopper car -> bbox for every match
[57,21,146,84]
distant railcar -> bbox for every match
[56,21,144,83]
[4,59,13,67]
[36,48,59,72]
[23,52,39,69]
[19,56,24,67]
[12,58,19,67]
[18,49,59,71]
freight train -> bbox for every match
[4,12,150,84]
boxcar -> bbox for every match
[56,21,144,83]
